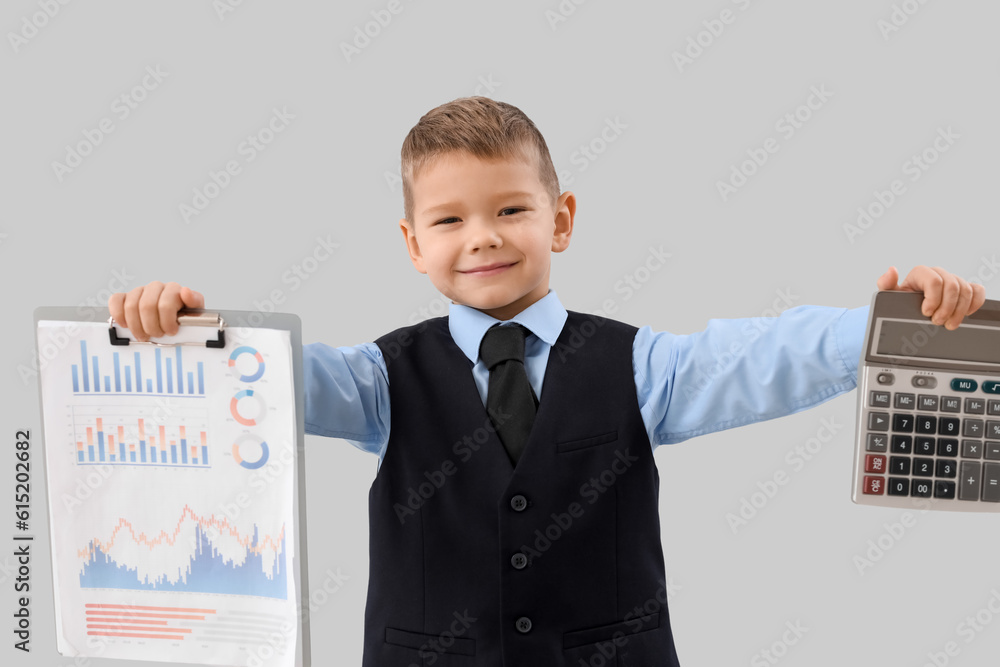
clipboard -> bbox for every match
[33,306,310,667]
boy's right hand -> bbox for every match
[107,281,205,342]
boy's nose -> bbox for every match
[466,217,503,250]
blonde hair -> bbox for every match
[400,96,560,223]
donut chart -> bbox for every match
[230,389,267,426]
[229,346,265,382]
[231,434,269,470]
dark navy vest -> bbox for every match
[367,310,681,667]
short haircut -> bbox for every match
[400,96,561,223]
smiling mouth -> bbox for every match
[461,262,515,275]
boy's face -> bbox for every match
[400,150,575,322]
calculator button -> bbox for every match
[951,378,978,392]
[866,433,889,452]
[868,412,890,431]
[983,463,1000,502]
[887,477,909,496]
[869,391,891,408]
[989,400,1000,416]
[983,381,1000,394]
[911,480,933,498]
[918,395,939,411]
[877,373,895,386]
[894,393,916,409]
[914,437,935,455]
[865,455,887,473]
[959,462,982,501]
[893,414,914,432]
[962,440,983,459]
[941,397,962,412]
[965,398,986,414]
[987,421,1000,439]
[938,417,960,436]
[863,476,886,495]
[936,460,957,478]
[985,442,1000,461]
[911,376,937,389]
[963,419,984,438]
[915,415,936,434]
[937,438,959,457]
[889,456,911,475]
[934,480,957,499]
[912,457,934,477]
[891,435,912,454]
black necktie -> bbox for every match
[479,323,538,466]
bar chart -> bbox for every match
[72,405,211,468]
[72,340,206,397]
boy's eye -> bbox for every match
[434,208,525,225]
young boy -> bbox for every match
[108,97,985,666]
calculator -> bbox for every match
[852,290,1000,511]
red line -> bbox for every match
[86,611,206,620]
[83,617,167,625]
[87,624,190,633]
[88,631,186,640]
[86,603,216,613]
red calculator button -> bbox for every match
[865,455,887,473]
[863,476,886,495]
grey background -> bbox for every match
[3,1,999,665]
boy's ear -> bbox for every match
[551,190,575,253]
[399,218,427,274]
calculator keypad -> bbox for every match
[860,373,1000,509]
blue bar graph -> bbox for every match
[72,341,205,397]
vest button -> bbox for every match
[515,616,532,633]
[510,495,527,511]
[510,552,528,569]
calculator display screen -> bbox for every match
[876,319,1000,364]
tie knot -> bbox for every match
[479,323,528,370]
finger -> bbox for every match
[902,265,942,317]
[159,282,185,336]
[138,281,167,338]
[108,291,127,327]
[929,266,961,326]
[123,286,150,342]
[875,266,899,291]
[179,286,205,309]
[969,283,987,316]
[944,280,974,330]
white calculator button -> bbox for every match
[869,391,891,408]
[941,397,962,412]
[987,421,1000,439]
[868,412,889,431]
[866,434,888,452]
[918,394,939,411]
[962,440,982,459]
[985,442,1000,461]
[963,419,984,437]
[983,463,1000,502]
[965,398,986,414]
[894,393,915,409]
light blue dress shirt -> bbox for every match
[303,289,870,472]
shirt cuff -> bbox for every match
[835,304,871,381]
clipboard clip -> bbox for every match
[108,309,226,348]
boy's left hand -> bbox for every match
[876,265,987,330]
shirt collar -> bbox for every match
[448,288,568,365]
